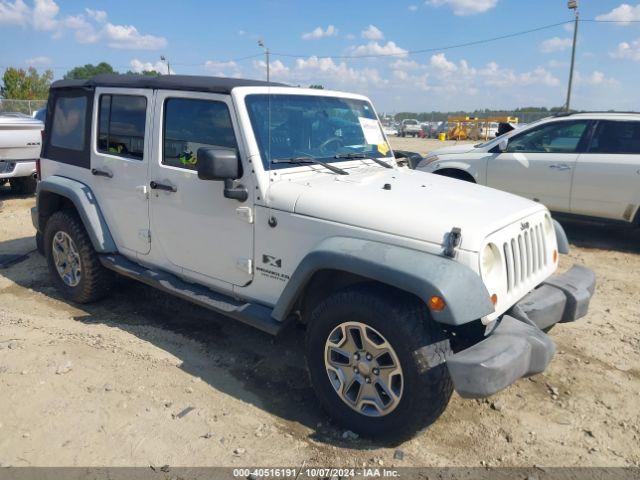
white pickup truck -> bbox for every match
[0,113,42,194]
[32,74,595,439]
[399,118,421,137]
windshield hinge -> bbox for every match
[444,227,462,258]
[236,206,254,224]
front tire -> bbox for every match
[305,284,453,439]
[44,210,113,303]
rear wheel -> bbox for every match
[305,284,453,439]
[10,175,37,195]
[44,210,113,303]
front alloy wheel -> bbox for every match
[325,321,403,417]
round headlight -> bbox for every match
[481,243,500,276]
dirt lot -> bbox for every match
[0,166,639,467]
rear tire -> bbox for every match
[10,176,37,195]
[305,284,453,440]
[44,210,113,303]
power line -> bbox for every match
[271,20,575,60]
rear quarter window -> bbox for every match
[50,96,87,151]
[43,89,93,168]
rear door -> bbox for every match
[571,120,640,221]
[486,120,590,212]
[90,88,153,255]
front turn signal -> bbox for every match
[490,294,498,305]
[428,296,446,311]
[553,249,558,263]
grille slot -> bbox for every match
[502,220,549,293]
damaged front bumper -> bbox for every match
[446,265,596,398]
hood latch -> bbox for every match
[444,227,462,258]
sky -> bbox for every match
[1,0,640,112]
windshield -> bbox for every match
[245,94,391,170]
[404,120,418,125]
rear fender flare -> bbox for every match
[36,176,116,253]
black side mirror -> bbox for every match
[197,147,241,181]
[197,147,248,202]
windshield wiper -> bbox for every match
[271,156,349,175]
[335,152,393,169]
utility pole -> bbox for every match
[160,55,170,75]
[565,0,579,111]
[258,40,270,82]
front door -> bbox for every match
[90,88,153,255]
[486,120,590,212]
[148,90,253,286]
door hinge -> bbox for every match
[236,257,253,275]
[138,229,151,243]
[136,185,149,199]
[236,206,254,224]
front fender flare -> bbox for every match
[272,237,494,326]
[36,176,117,253]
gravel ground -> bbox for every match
[0,164,639,467]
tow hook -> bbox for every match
[444,227,462,258]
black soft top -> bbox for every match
[50,74,288,94]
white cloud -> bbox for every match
[430,53,457,72]
[610,38,640,60]
[345,33,355,40]
[0,0,30,25]
[103,23,166,49]
[237,29,246,36]
[0,0,166,49]
[575,70,618,86]
[426,0,498,16]
[390,58,421,70]
[25,55,51,66]
[596,3,640,25]
[349,41,407,57]
[129,59,173,75]
[32,0,58,31]
[301,24,337,40]
[361,24,383,40]
[548,59,568,68]
[85,8,107,23]
[539,37,572,53]
[204,60,242,77]
[408,4,419,11]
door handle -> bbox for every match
[549,164,571,171]
[91,168,113,178]
[150,181,177,193]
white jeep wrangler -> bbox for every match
[32,74,595,438]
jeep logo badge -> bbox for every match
[262,254,282,268]
[520,221,530,231]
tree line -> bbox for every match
[1,62,160,100]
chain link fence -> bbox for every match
[0,99,47,116]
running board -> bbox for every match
[99,254,286,335]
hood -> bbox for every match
[428,143,479,156]
[268,166,545,252]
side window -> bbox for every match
[50,96,87,151]
[506,121,589,154]
[589,121,640,154]
[97,94,147,160]
[163,98,237,171]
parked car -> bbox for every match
[382,123,398,137]
[399,118,421,137]
[33,74,594,438]
[0,112,43,194]
[416,112,640,226]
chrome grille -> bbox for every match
[502,221,549,293]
